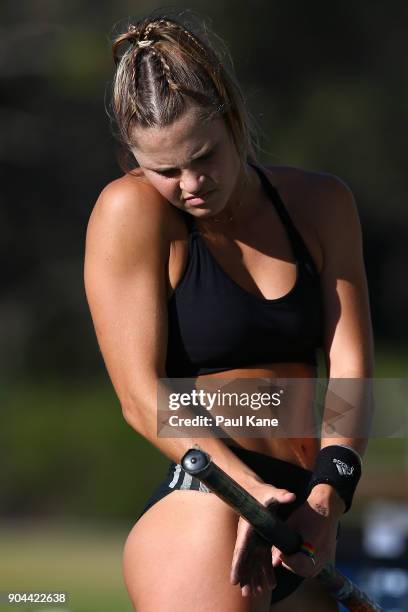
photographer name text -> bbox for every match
[168,415,279,428]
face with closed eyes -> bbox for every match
[130,106,246,218]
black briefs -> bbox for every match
[136,445,338,604]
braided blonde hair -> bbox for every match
[110,11,259,172]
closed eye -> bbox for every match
[154,149,215,178]
[156,168,180,178]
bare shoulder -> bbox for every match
[265,164,359,243]
[85,173,183,258]
[88,173,179,233]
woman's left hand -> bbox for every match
[272,485,344,578]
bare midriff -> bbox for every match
[195,362,320,471]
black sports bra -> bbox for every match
[165,164,323,377]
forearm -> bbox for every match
[121,381,264,493]
[311,370,374,514]
[320,369,374,457]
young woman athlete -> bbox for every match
[84,11,374,611]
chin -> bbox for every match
[198,204,226,217]
[206,198,229,216]
[187,207,213,218]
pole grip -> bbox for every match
[181,448,383,611]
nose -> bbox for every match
[179,169,206,196]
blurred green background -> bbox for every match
[1,0,407,610]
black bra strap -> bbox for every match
[249,163,317,269]
[181,163,318,274]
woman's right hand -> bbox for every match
[230,482,296,598]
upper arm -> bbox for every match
[314,175,374,377]
[84,177,171,413]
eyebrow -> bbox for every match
[146,144,217,172]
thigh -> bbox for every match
[123,490,273,612]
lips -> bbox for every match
[185,190,212,201]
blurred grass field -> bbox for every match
[1,344,406,611]
[0,521,132,612]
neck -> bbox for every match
[207,162,261,226]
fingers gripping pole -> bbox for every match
[182,447,302,553]
[181,448,383,612]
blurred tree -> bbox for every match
[1,0,406,383]
[0,0,407,520]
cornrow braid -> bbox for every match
[110,10,260,169]
[143,18,208,93]
[119,17,214,95]
[128,24,139,36]
[154,18,208,57]
[150,47,181,92]
[133,22,182,95]
[141,22,156,41]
